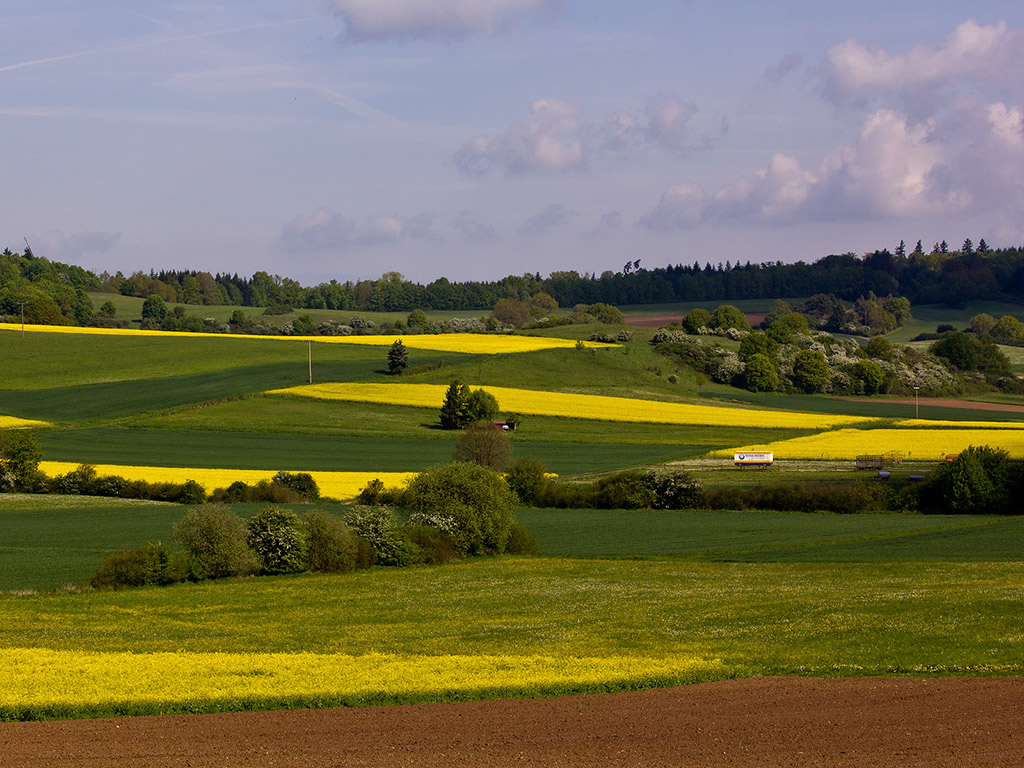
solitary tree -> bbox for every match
[453,420,513,470]
[387,339,409,375]
[141,294,167,322]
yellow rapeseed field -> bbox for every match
[270,382,873,430]
[0,415,50,429]
[0,322,610,354]
[718,427,1024,461]
[0,648,723,717]
[39,462,414,500]
[893,418,1024,429]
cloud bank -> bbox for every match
[642,20,1024,232]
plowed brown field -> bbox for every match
[2,677,1021,767]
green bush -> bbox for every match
[643,468,705,509]
[301,511,358,572]
[505,458,549,505]
[210,478,310,504]
[402,524,460,564]
[593,471,656,509]
[682,307,711,334]
[743,353,778,392]
[704,482,882,514]
[90,541,184,589]
[246,506,307,575]
[342,505,410,565]
[173,505,259,581]
[0,430,44,492]
[918,445,1019,514]
[49,463,99,495]
[402,463,518,555]
[504,521,541,555]
[271,471,320,501]
[792,349,829,393]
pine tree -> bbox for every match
[439,380,470,429]
[387,339,408,375]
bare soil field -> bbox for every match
[3,677,1021,767]
[839,397,1024,413]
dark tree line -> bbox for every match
[5,241,1024,321]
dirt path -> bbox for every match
[837,397,1024,414]
[2,677,1021,767]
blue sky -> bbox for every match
[3,1,1023,284]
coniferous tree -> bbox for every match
[387,339,409,375]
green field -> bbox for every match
[518,508,1024,561]
[2,318,1024,720]
[4,495,1022,592]
[2,559,1020,676]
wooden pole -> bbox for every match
[308,340,312,384]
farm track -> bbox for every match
[2,677,1021,767]
[838,397,1024,413]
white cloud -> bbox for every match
[711,153,818,222]
[330,0,562,42]
[641,108,976,229]
[281,208,438,250]
[644,92,696,151]
[824,19,1024,102]
[455,99,584,176]
[638,184,706,230]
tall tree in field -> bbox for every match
[387,339,409,375]
[439,380,471,429]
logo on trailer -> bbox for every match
[734,451,774,467]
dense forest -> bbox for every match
[2,238,1023,326]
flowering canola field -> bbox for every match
[717,427,1024,461]
[39,462,414,500]
[0,415,50,429]
[0,648,723,720]
[270,382,872,430]
[0,322,609,354]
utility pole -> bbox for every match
[308,340,312,384]
[17,301,28,336]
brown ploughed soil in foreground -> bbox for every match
[2,677,1021,768]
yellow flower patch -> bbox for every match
[0,415,50,430]
[893,418,1024,429]
[0,322,609,354]
[270,382,873,430]
[38,462,414,501]
[0,648,723,717]
[717,427,1024,461]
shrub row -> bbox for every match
[91,506,363,589]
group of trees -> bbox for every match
[655,298,933,395]
[7,239,1024,328]
[92,460,538,589]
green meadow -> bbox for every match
[2,315,1023,718]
